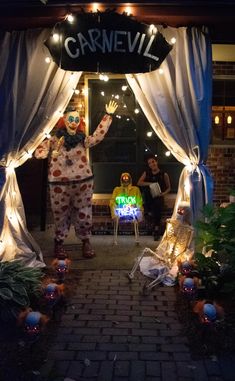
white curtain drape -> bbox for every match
[126,26,213,224]
[0,28,81,267]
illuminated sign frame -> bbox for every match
[45,11,173,73]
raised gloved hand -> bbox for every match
[105,100,118,115]
[51,136,64,158]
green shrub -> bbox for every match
[195,202,235,297]
[0,260,43,322]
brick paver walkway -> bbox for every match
[40,270,235,381]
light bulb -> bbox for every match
[67,14,74,23]
[52,33,60,42]
[124,6,132,15]
[149,24,157,34]
[171,37,176,44]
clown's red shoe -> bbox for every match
[54,240,68,259]
[82,239,95,259]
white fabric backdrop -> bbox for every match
[0,25,213,266]
[0,29,81,267]
[126,26,213,224]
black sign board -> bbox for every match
[45,11,173,73]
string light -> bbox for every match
[99,74,109,82]
[134,108,140,114]
[149,24,157,34]
[67,14,74,23]
[165,150,171,157]
[45,132,51,139]
[91,3,100,12]
[147,131,153,137]
[170,37,176,44]
[6,164,16,174]
[45,56,51,64]
[100,91,105,96]
[74,89,80,95]
[159,68,164,75]
[82,88,88,96]
[25,151,33,159]
[124,6,132,15]
[52,33,60,42]
[122,86,128,91]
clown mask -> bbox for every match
[64,110,80,136]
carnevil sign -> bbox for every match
[45,11,172,73]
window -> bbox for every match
[85,75,182,193]
[212,77,235,142]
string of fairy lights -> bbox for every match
[33,7,178,164]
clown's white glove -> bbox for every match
[51,136,64,158]
[105,100,118,115]
[51,150,60,158]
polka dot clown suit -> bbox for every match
[35,101,118,259]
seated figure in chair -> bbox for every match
[110,172,143,245]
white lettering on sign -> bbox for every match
[64,37,79,58]
[143,35,159,62]
[114,31,127,53]
[64,29,160,62]
[102,29,114,52]
[127,32,140,52]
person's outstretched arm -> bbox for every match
[85,100,118,148]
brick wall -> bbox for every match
[207,145,235,205]
[208,61,235,205]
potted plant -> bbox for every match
[0,260,43,322]
[194,202,235,298]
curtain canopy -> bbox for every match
[0,28,81,266]
[0,24,213,266]
[126,26,213,224]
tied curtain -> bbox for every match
[0,25,212,267]
[0,28,81,267]
[126,26,213,224]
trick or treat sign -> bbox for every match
[45,11,173,73]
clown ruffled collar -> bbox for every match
[56,128,85,151]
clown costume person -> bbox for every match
[35,100,118,259]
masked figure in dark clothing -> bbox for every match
[137,154,171,240]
